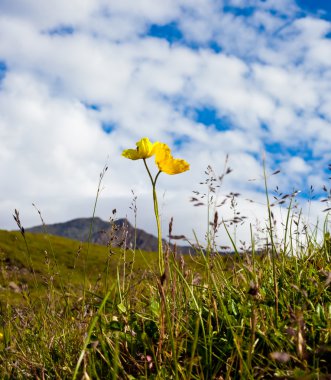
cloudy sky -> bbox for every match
[1,0,331,247]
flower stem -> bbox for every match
[153,181,163,274]
[143,159,164,274]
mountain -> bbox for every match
[26,217,192,254]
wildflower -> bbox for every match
[122,137,190,273]
[154,143,190,175]
[122,137,159,160]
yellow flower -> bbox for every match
[122,137,190,274]
[122,137,159,160]
[154,143,190,175]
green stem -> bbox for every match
[153,182,163,274]
[143,159,164,274]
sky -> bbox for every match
[0,0,331,249]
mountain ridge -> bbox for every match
[25,217,192,254]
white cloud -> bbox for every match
[253,65,318,110]
[105,0,179,24]
[0,71,113,220]
[284,156,311,175]
[0,0,98,28]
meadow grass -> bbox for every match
[0,166,331,379]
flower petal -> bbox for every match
[158,157,190,175]
[122,149,142,160]
[122,137,158,160]
[155,143,190,175]
[154,142,171,162]
[136,137,155,158]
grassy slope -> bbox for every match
[0,229,160,303]
[0,229,330,379]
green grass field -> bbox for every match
[0,229,164,302]
[0,223,330,379]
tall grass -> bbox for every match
[0,164,330,379]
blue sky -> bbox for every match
[297,0,331,20]
[0,0,330,245]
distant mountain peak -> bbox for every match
[26,217,191,254]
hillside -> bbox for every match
[0,229,160,302]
